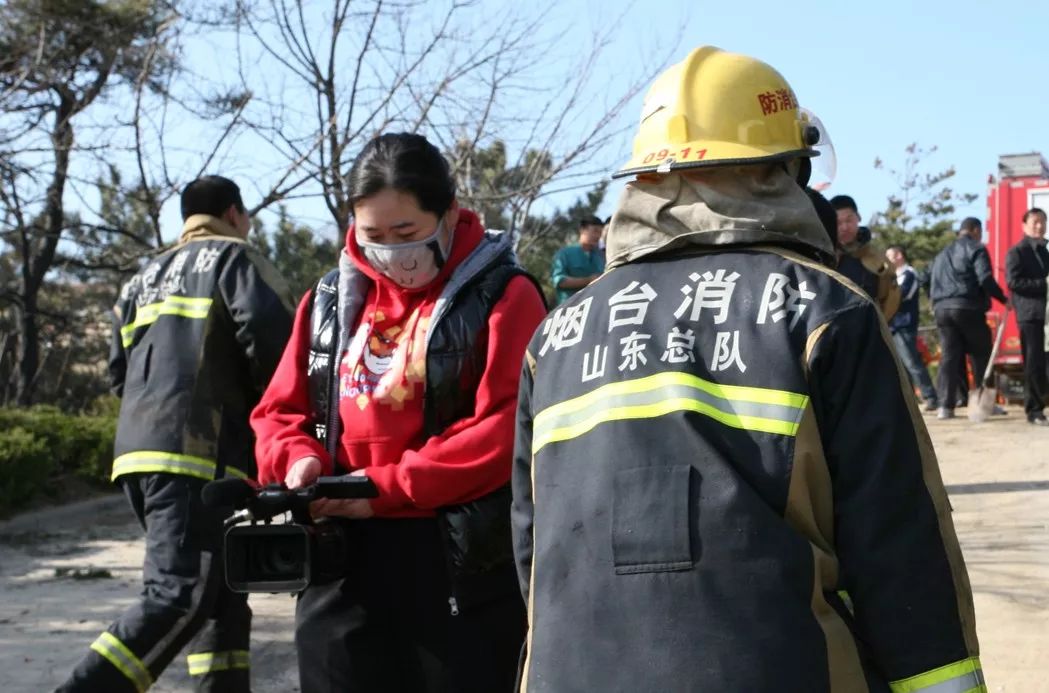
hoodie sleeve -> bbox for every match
[808,302,983,691]
[250,291,331,484]
[365,275,547,514]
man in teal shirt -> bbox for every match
[551,216,605,304]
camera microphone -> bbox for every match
[224,508,255,528]
[202,477,258,509]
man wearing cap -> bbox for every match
[929,216,1008,420]
[830,195,900,320]
[513,45,983,692]
[549,215,605,305]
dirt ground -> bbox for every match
[1,404,1047,692]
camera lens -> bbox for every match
[225,524,311,593]
[250,534,305,580]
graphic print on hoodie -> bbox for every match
[340,304,430,411]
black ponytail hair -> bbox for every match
[348,133,455,216]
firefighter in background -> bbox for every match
[512,46,984,692]
[58,176,295,693]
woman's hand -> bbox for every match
[285,456,323,489]
[309,469,375,519]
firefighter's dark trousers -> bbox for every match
[57,473,251,693]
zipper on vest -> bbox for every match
[325,334,342,461]
[448,596,460,616]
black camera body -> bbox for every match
[205,476,378,594]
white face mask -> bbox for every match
[358,219,453,288]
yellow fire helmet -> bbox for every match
[613,46,821,179]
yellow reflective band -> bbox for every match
[532,371,808,453]
[187,649,250,676]
[111,451,249,482]
[120,295,213,347]
[836,589,854,615]
[90,632,153,692]
[890,657,986,693]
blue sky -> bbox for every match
[586,0,1048,226]
[145,0,1049,240]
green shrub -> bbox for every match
[0,427,52,514]
[0,406,115,483]
[86,394,121,418]
[73,415,117,483]
[0,407,116,516]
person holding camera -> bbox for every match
[59,176,295,693]
[251,132,547,693]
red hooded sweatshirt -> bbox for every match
[251,209,546,517]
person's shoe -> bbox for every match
[955,398,968,408]
[923,400,940,412]
[937,408,955,420]
[1028,414,1049,426]
[992,405,1008,416]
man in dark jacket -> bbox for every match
[830,195,900,320]
[1006,207,1049,425]
[929,217,1007,420]
[513,46,984,693]
[58,176,295,692]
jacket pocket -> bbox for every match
[611,465,695,575]
[123,343,153,393]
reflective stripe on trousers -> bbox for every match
[89,632,154,693]
[890,657,986,693]
[186,649,250,676]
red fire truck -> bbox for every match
[985,152,1049,401]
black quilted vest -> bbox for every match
[306,248,542,610]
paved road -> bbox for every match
[0,405,1046,691]
[0,496,299,692]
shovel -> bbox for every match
[969,307,1009,423]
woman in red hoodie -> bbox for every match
[251,133,547,692]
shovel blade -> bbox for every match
[968,387,997,422]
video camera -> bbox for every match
[202,476,378,593]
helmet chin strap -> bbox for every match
[787,157,812,187]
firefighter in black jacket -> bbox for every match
[58,176,295,693]
[512,46,984,693]
[1006,207,1049,424]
